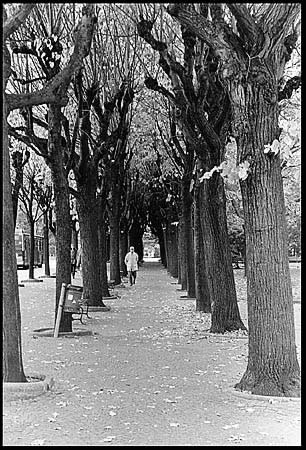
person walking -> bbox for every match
[124,246,139,286]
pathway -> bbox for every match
[3,260,301,446]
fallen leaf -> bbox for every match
[223,424,239,430]
[245,408,255,413]
[56,401,68,407]
[228,434,245,442]
[31,439,46,446]
[103,436,116,442]
[48,412,59,422]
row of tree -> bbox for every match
[3,4,300,397]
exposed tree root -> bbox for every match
[235,370,301,398]
[210,319,247,334]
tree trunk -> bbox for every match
[165,223,178,278]
[120,229,128,277]
[162,226,168,268]
[78,195,106,307]
[28,219,35,279]
[166,0,301,397]
[181,177,196,297]
[234,85,300,396]
[97,195,110,297]
[194,181,211,312]
[12,152,23,229]
[43,211,50,276]
[200,173,246,333]
[157,227,167,267]
[176,224,181,284]
[109,171,122,285]
[3,92,27,382]
[109,212,121,285]
[48,105,72,333]
[178,216,187,290]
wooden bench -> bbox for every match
[63,284,90,324]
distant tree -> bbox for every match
[10,139,30,228]
[17,154,48,278]
[36,175,53,276]
[137,4,245,330]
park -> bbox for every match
[3,3,301,446]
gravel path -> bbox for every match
[3,260,301,446]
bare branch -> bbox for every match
[144,76,175,103]
[167,4,247,71]
[279,75,301,102]
[3,4,36,39]
[226,4,263,53]
[5,5,97,112]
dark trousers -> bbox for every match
[129,270,137,285]
[71,263,76,278]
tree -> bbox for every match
[3,3,96,381]
[137,4,245,331]
[17,153,47,279]
[35,173,53,277]
[7,4,97,332]
[10,139,30,228]
[168,3,301,396]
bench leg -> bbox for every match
[81,301,91,319]
[79,307,86,324]
[72,308,86,325]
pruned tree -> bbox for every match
[10,138,30,228]
[3,3,96,382]
[136,4,245,330]
[35,174,53,277]
[60,4,140,297]
[168,2,301,396]
[17,153,48,279]
[6,3,97,332]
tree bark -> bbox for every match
[200,172,246,332]
[165,223,178,278]
[177,216,187,290]
[48,105,72,332]
[176,224,181,284]
[167,0,301,396]
[3,95,27,383]
[43,211,50,276]
[97,195,110,297]
[3,2,96,378]
[119,227,128,277]
[11,151,25,229]
[109,190,121,285]
[233,83,300,396]
[77,190,106,307]
[194,180,211,312]
[28,219,35,279]
[157,227,166,267]
[181,176,196,297]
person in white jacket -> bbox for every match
[124,246,139,286]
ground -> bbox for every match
[3,259,301,446]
